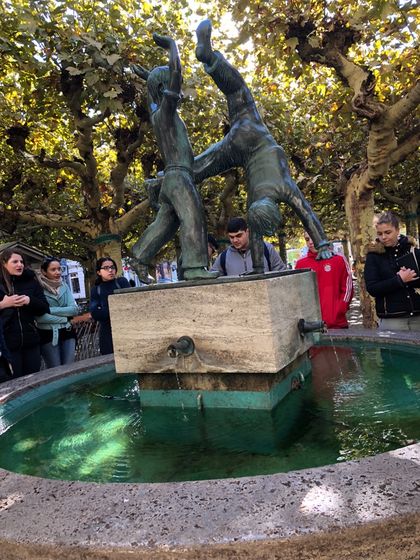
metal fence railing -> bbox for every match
[74,319,101,361]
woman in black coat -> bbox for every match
[364,211,420,331]
[90,257,130,355]
[0,249,50,377]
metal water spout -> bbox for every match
[167,336,195,358]
[298,319,326,336]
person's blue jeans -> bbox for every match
[41,338,76,369]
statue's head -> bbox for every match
[248,197,282,236]
[147,66,170,113]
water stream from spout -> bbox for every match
[327,335,345,376]
[174,371,189,422]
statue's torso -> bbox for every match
[152,109,194,168]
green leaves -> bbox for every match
[0,0,195,258]
[1,0,417,261]
[66,66,84,76]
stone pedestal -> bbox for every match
[109,270,321,375]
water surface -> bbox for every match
[0,343,418,482]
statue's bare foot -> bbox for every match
[137,264,153,284]
[196,19,214,64]
[316,242,334,260]
[184,267,220,281]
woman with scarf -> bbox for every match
[36,257,79,368]
[0,249,49,377]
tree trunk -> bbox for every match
[404,200,419,241]
[340,236,351,262]
[344,173,377,328]
[82,254,97,300]
[417,212,420,243]
[93,234,123,270]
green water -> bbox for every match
[0,344,419,483]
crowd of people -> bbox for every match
[0,252,131,382]
[0,210,418,382]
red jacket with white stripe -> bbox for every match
[295,251,353,328]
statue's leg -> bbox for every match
[196,21,245,95]
[245,179,270,275]
[248,229,265,275]
[169,173,219,280]
[281,179,331,258]
[196,20,215,65]
[132,202,179,265]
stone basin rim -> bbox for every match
[0,328,419,557]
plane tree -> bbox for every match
[222,0,419,325]
[0,0,196,269]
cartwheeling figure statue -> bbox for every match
[194,20,333,273]
[132,33,219,281]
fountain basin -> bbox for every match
[0,330,419,559]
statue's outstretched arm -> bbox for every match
[153,33,182,96]
[145,176,163,211]
[194,139,235,183]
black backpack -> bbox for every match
[220,243,271,275]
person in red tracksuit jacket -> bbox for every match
[295,234,353,329]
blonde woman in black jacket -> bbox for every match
[0,249,49,377]
[364,211,420,331]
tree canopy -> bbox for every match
[1,1,418,310]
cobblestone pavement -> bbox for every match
[347,280,364,328]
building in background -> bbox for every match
[62,259,87,300]
[155,260,178,283]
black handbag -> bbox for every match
[396,249,419,275]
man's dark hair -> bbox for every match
[227,217,248,233]
[207,234,219,251]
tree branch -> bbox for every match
[60,68,105,213]
[379,188,403,206]
[21,151,85,176]
[388,81,420,126]
[217,170,238,233]
[289,19,386,119]
[389,128,420,167]
[78,109,111,130]
[114,199,150,233]
[17,210,94,235]
[74,114,101,210]
[108,125,146,216]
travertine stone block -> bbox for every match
[109,270,321,374]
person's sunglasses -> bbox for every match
[101,265,116,271]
